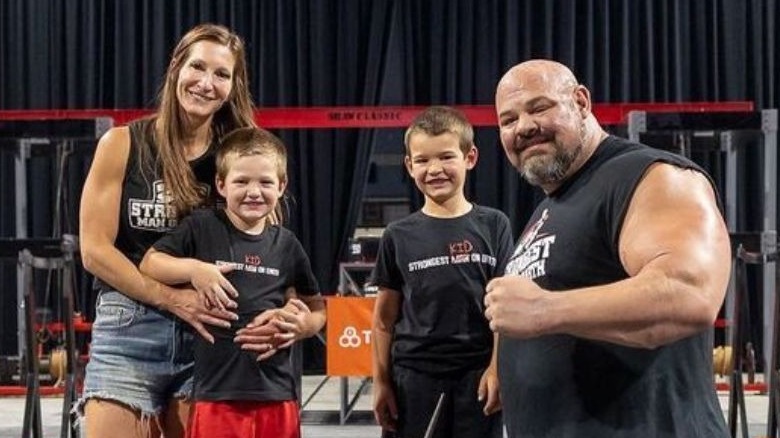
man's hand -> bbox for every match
[484,275,549,338]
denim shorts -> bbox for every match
[76,290,195,417]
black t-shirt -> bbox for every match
[499,136,729,437]
[371,205,514,375]
[153,209,320,402]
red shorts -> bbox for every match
[186,399,301,438]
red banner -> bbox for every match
[0,102,754,129]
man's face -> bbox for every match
[495,68,585,190]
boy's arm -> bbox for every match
[372,287,400,384]
[140,247,199,284]
[298,294,326,337]
[276,291,326,339]
[372,287,401,431]
[140,247,238,309]
[478,333,501,415]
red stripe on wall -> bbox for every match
[0,102,754,129]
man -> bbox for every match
[485,59,731,437]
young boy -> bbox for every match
[140,127,326,438]
[371,106,513,438]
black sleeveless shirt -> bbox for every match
[499,135,729,437]
[96,118,217,292]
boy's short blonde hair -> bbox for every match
[216,127,289,224]
[216,127,288,183]
[404,106,474,156]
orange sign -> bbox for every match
[326,296,376,377]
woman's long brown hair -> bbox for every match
[143,23,256,217]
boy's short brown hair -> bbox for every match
[404,106,474,156]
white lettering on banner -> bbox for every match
[338,326,372,348]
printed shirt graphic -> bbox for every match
[406,237,500,273]
[128,180,179,231]
[505,208,555,280]
[152,208,319,402]
[128,180,213,232]
[371,206,514,375]
[214,251,281,278]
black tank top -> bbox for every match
[108,118,218,273]
[499,135,729,437]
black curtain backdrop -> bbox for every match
[0,0,777,362]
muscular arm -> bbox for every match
[485,163,730,349]
[79,127,233,340]
[79,127,166,305]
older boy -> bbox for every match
[371,106,513,438]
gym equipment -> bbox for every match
[17,235,81,438]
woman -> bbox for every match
[77,23,256,437]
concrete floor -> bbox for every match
[0,376,381,438]
[0,375,773,437]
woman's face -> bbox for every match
[176,40,236,122]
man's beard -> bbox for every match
[520,140,582,187]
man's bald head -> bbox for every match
[494,59,606,193]
[496,59,579,101]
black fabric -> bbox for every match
[499,136,729,438]
[371,205,513,375]
[392,366,502,438]
[111,119,218,268]
[153,209,320,401]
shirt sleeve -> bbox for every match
[289,236,320,296]
[370,226,403,292]
[494,211,515,276]
[151,214,197,258]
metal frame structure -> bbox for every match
[18,235,80,438]
[1,118,111,362]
